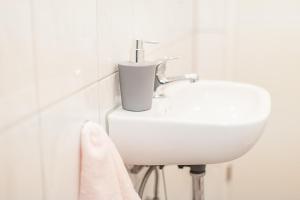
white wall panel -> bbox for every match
[0,0,37,129]
[0,118,43,200]
[32,0,98,107]
[40,84,98,200]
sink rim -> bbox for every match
[109,80,271,127]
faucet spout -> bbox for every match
[153,57,199,97]
[159,74,199,84]
[154,73,199,96]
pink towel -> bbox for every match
[79,121,140,200]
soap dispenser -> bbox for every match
[118,40,158,112]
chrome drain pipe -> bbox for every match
[191,172,205,200]
[178,165,206,200]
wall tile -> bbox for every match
[96,0,194,79]
[97,0,134,78]
[195,33,226,79]
[32,0,98,107]
[0,0,212,199]
[40,84,99,200]
[229,2,300,199]
[196,0,226,31]
[0,0,37,130]
[99,73,120,130]
[0,118,43,200]
[148,35,194,76]
[205,164,228,200]
[132,0,193,45]
[164,166,192,199]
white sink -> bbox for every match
[108,80,271,165]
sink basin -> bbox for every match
[108,80,271,165]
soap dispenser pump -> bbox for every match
[118,39,158,112]
[131,39,158,63]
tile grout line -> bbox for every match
[28,0,47,199]
[95,0,102,126]
[0,70,118,134]
[38,70,118,117]
[191,0,198,72]
[147,31,194,56]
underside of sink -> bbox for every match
[108,80,271,165]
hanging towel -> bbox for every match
[79,121,140,200]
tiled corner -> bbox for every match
[40,83,99,200]
[0,0,38,130]
[0,118,43,200]
[99,72,121,130]
[97,0,134,78]
[32,0,98,107]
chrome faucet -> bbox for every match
[154,57,199,96]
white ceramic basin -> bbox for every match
[108,80,271,165]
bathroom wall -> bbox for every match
[227,0,300,200]
[0,0,196,199]
[195,0,300,200]
[2,0,298,199]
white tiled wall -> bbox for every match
[0,0,38,130]
[40,84,99,200]
[32,0,99,107]
[194,0,300,200]
[0,0,196,199]
[226,1,300,200]
[194,0,232,81]
[0,117,43,200]
[1,0,296,199]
